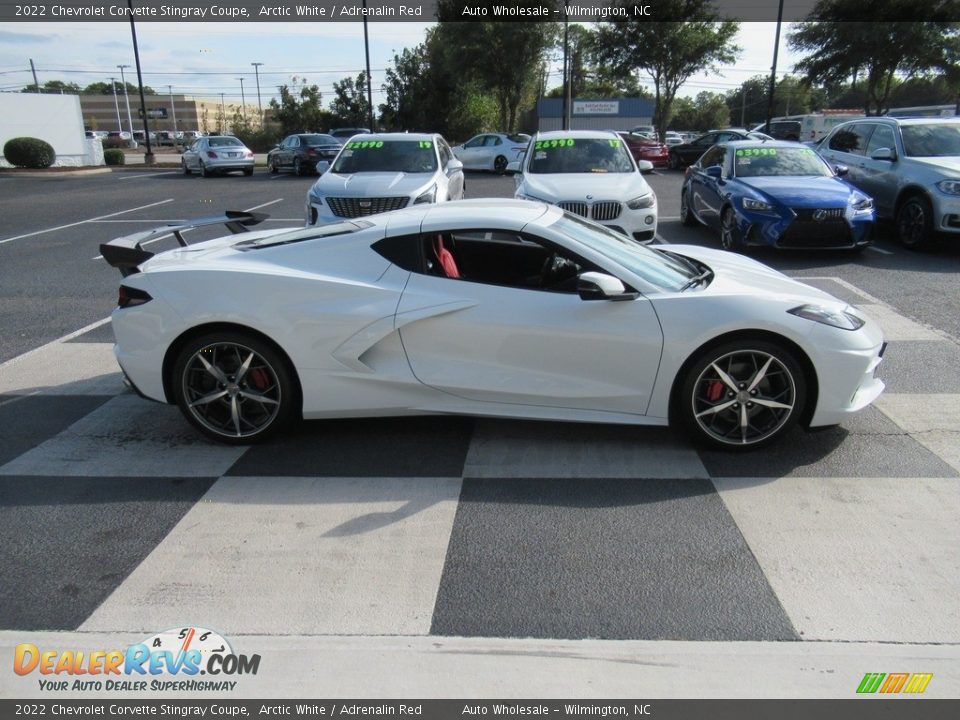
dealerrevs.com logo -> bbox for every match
[14,627,260,692]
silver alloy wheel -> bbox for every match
[181,342,282,439]
[690,349,796,446]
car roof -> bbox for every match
[535,129,618,139]
[347,132,438,142]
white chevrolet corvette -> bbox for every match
[100,200,885,449]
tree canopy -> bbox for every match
[268,77,331,135]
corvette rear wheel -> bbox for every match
[172,332,298,444]
[680,340,806,450]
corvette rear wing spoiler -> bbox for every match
[99,210,268,276]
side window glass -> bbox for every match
[829,124,871,155]
[371,234,422,272]
[418,230,595,293]
[696,134,716,146]
[464,136,483,149]
[865,125,895,155]
[699,146,724,168]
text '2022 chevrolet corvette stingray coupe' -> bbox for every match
[100,200,885,450]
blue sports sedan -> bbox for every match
[680,140,875,251]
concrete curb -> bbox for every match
[0,167,113,178]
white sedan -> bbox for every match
[305,133,464,226]
[100,200,885,449]
[511,130,659,242]
[452,132,530,173]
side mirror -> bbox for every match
[705,165,723,179]
[870,147,896,162]
[316,160,331,174]
[834,164,849,177]
[577,271,638,302]
[505,160,521,175]
[637,160,654,174]
[446,158,464,175]
[272,144,280,150]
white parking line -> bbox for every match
[867,245,894,255]
[0,199,175,246]
[0,317,111,372]
[115,172,178,180]
[246,198,284,211]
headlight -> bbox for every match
[936,179,960,195]
[414,184,437,205]
[850,195,874,211]
[788,304,865,330]
[743,197,773,211]
[627,194,656,209]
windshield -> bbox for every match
[551,214,696,291]
[331,139,438,174]
[732,146,832,178]
[302,134,339,146]
[901,123,960,157]
[208,137,243,148]
[528,137,634,174]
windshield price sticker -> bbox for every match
[736,148,777,157]
[534,139,576,149]
[347,140,385,149]
[608,139,621,147]
[418,140,433,148]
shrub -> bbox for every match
[103,149,125,166]
[3,137,56,168]
[102,137,129,150]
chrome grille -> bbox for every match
[592,201,622,221]
[558,201,589,218]
[557,200,622,221]
[326,196,409,218]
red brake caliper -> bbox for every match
[249,368,270,391]
[706,379,724,402]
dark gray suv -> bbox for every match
[817,117,960,248]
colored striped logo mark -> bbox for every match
[857,672,933,694]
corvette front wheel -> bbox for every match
[172,331,299,444]
[679,340,806,450]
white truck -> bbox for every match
[753,112,864,142]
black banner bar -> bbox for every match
[1,700,959,719]
[7,0,959,24]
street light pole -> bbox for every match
[251,62,264,127]
[765,0,785,134]
[127,0,154,164]
[118,64,134,137]
[220,93,226,133]
[362,0,374,130]
[110,76,122,132]
[168,85,178,135]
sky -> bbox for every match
[0,21,804,112]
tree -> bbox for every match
[329,72,372,128]
[268,76,330,135]
[82,81,155,95]
[546,24,652,99]
[789,0,960,115]
[671,91,730,131]
[21,79,81,94]
[436,1,558,130]
[595,0,740,141]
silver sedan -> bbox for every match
[452,132,530,173]
[181,136,255,177]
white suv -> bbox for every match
[510,130,658,242]
[817,117,960,248]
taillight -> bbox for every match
[206,151,218,158]
[118,285,152,308]
[245,151,254,158]
[306,148,317,156]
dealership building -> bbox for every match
[78,93,253,135]
[535,97,655,132]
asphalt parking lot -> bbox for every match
[1,166,960,697]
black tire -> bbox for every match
[200,161,212,178]
[668,152,680,170]
[172,331,299,444]
[268,159,278,174]
[494,155,508,174]
[680,188,698,227]
[720,206,742,251]
[679,339,807,450]
[182,159,192,175]
[243,167,254,177]
[293,157,303,176]
[895,195,933,249]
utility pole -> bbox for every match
[118,64,134,137]
[128,0,153,164]
[220,93,226,133]
[562,17,569,131]
[740,86,746,127]
[29,58,39,92]
[362,0,374,130]
[111,77,122,132]
[236,77,246,120]
[251,62,264,127]
[765,0,785,134]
